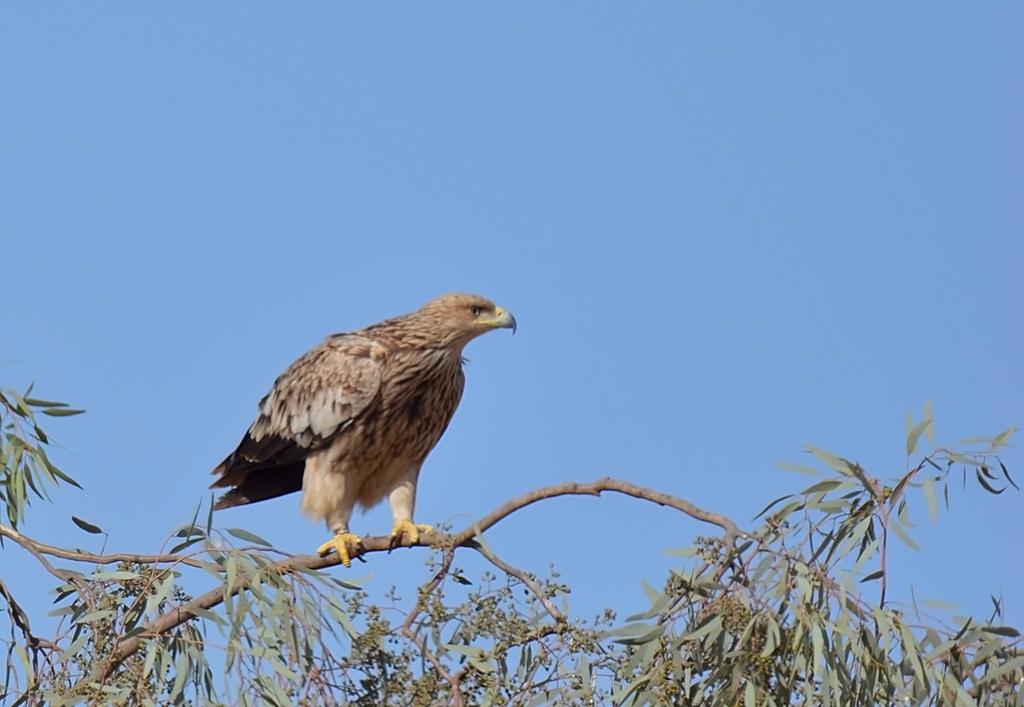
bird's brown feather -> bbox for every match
[210,294,501,517]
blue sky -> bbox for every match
[2,2,1021,637]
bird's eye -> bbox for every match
[471,306,482,317]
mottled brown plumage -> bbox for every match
[210,293,516,565]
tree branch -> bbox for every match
[448,477,745,547]
[83,477,740,682]
[0,524,205,570]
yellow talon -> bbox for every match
[390,520,433,546]
[316,532,362,567]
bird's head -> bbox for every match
[416,293,517,350]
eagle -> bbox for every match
[210,293,516,566]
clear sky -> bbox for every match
[2,2,1021,637]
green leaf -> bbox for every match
[753,493,794,520]
[860,569,884,583]
[226,527,272,547]
[191,606,227,626]
[922,477,938,522]
[24,398,68,408]
[663,545,699,557]
[684,614,723,643]
[89,570,141,582]
[141,639,160,679]
[613,625,665,646]
[774,461,818,475]
[998,461,1019,491]
[744,681,757,707]
[41,407,86,417]
[14,643,33,687]
[169,535,204,554]
[48,462,83,489]
[805,445,851,474]
[60,633,88,661]
[76,609,116,624]
[445,643,486,659]
[981,625,1021,638]
[169,649,188,702]
[975,469,1005,495]
[71,516,103,534]
[145,573,177,616]
[906,418,931,456]
[325,599,357,639]
[990,426,1017,450]
[976,654,1024,686]
[225,556,238,592]
[890,521,921,551]
[802,479,844,495]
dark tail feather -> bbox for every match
[212,464,305,510]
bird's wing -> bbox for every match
[212,334,383,482]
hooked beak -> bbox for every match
[492,306,517,334]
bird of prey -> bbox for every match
[209,293,516,566]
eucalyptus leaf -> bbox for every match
[71,515,103,534]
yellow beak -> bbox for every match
[492,306,517,334]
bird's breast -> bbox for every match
[374,350,465,461]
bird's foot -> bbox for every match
[316,532,362,567]
[389,520,433,548]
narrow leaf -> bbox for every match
[71,516,104,534]
[775,461,818,475]
[754,494,794,520]
[906,418,931,456]
[998,461,1019,491]
[860,569,884,583]
[226,528,272,547]
[975,469,1005,495]
[24,398,69,408]
[922,478,938,522]
[89,570,141,582]
[990,426,1017,450]
[890,521,921,551]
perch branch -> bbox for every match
[82,477,740,682]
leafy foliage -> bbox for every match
[1,391,1021,706]
[0,386,82,529]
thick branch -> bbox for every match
[89,477,741,681]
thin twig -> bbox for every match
[466,539,565,623]
[0,524,204,570]
[0,578,57,652]
[0,526,80,584]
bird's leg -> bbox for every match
[317,500,361,567]
[317,481,362,565]
[388,466,432,547]
[305,457,363,566]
